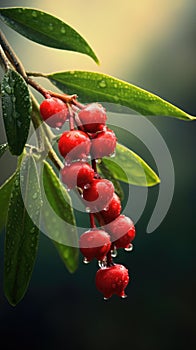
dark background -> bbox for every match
[0,1,195,349]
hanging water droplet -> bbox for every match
[32,11,37,18]
[61,27,66,34]
[121,294,127,299]
[98,259,107,268]
[99,80,106,88]
[124,243,133,252]
[111,246,117,258]
[85,207,91,213]
[83,257,90,264]
[104,297,109,301]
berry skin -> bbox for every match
[61,161,95,189]
[90,128,117,159]
[40,97,68,128]
[82,179,114,211]
[96,193,121,224]
[78,103,107,133]
[95,264,129,299]
[79,229,111,262]
[106,215,135,249]
[58,130,91,161]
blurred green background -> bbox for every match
[0,1,195,349]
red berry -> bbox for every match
[82,179,114,211]
[106,215,135,249]
[90,128,116,159]
[58,130,91,161]
[95,264,129,299]
[96,193,121,224]
[78,103,107,133]
[79,229,111,262]
[61,161,95,189]
[40,97,68,128]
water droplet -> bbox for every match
[48,23,53,31]
[84,184,90,190]
[113,95,119,102]
[32,193,37,199]
[124,243,133,252]
[104,297,109,301]
[114,83,118,88]
[111,246,117,257]
[85,207,91,213]
[61,27,66,34]
[99,80,106,88]
[55,127,60,131]
[110,151,116,158]
[83,257,90,264]
[121,294,127,299]
[32,11,37,18]
[98,259,107,268]
[5,85,12,94]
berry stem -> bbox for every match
[91,159,97,173]
[89,213,96,229]
[106,249,113,266]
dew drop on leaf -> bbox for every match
[99,80,106,88]
[32,11,37,18]
[61,27,66,34]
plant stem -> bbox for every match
[89,213,96,229]
[0,30,27,78]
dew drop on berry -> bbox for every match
[111,246,117,258]
[83,184,90,190]
[85,207,91,213]
[104,297,109,301]
[124,243,133,252]
[83,257,90,264]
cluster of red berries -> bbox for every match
[40,96,136,300]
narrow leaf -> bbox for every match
[1,69,31,155]
[0,143,8,158]
[102,143,160,187]
[0,7,99,64]
[48,71,195,121]
[4,155,41,306]
[42,161,78,273]
[0,172,16,233]
[98,161,124,201]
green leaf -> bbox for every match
[102,143,160,187]
[42,161,78,273]
[0,7,99,64]
[0,172,16,233]
[98,161,124,201]
[1,69,32,155]
[0,143,8,158]
[4,155,41,306]
[48,71,195,121]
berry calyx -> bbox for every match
[40,97,68,128]
[82,179,114,211]
[95,264,129,299]
[96,193,121,224]
[79,229,111,262]
[78,103,107,133]
[61,161,95,189]
[58,130,91,161]
[90,128,116,159]
[106,215,135,249]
